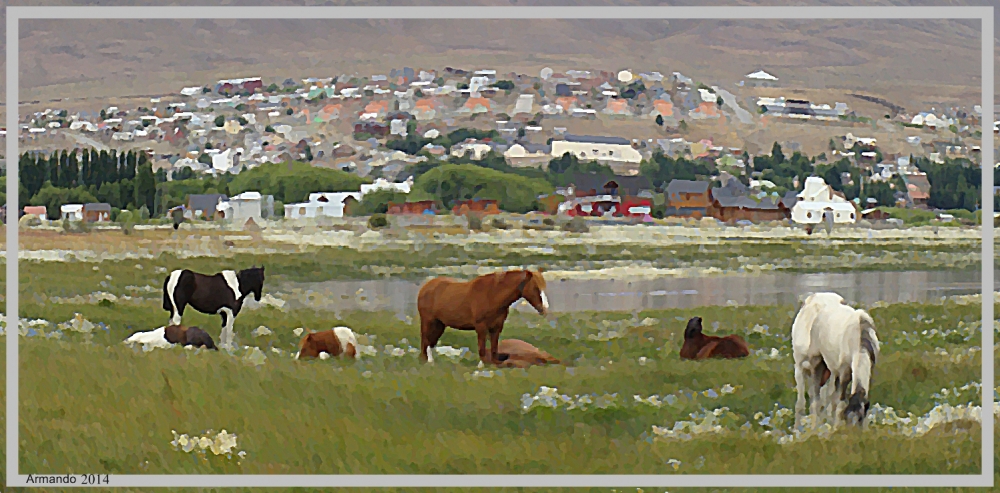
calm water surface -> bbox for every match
[273,269,996,318]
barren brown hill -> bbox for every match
[0,0,992,121]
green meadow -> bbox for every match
[4,296,994,478]
[0,231,995,492]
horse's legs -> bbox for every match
[793,362,808,430]
[819,373,839,427]
[474,325,491,365]
[419,319,445,363]
[488,327,502,366]
[169,294,187,326]
[832,374,852,428]
[218,307,235,350]
[807,362,824,429]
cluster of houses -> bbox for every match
[11,62,982,231]
[17,62,975,184]
[282,177,413,220]
[535,172,866,226]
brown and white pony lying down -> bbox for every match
[163,324,219,350]
[679,316,750,360]
[493,338,562,369]
[295,326,358,360]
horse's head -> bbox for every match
[684,317,703,340]
[505,268,549,316]
[242,265,266,301]
[844,389,870,427]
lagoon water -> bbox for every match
[274,269,996,318]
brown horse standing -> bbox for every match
[494,338,562,369]
[679,316,750,360]
[417,269,550,365]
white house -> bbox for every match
[513,94,535,115]
[69,120,98,132]
[60,204,84,222]
[284,192,362,219]
[212,148,241,174]
[360,177,413,196]
[219,191,263,226]
[505,143,552,160]
[451,141,494,160]
[791,176,858,225]
[551,134,642,164]
[745,70,779,87]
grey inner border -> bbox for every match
[5,5,994,489]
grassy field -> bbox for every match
[1,226,997,492]
[3,294,995,478]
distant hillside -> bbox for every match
[0,0,991,116]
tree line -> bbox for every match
[18,149,158,220]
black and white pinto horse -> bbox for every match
[162,266,265,350]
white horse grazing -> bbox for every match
[791,292,880,430]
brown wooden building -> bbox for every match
[387,200,438,215]
[452,199,501,216]
[664,179,712,218]
[83,203,112,223]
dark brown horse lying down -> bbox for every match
[679,317,750,360]
[164,324,219,350]
[494,338,562,369]
[296,327,358,360]
[417,269,550,366]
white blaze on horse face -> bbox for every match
[166,270,183,325]
[221,270,242,300]
[540,290,550,311]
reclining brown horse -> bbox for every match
[164,324,219,350]
[494,338,562,369]
[679,316,750,360]
[417,269,550,366]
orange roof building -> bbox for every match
[555,96,578,112]
[652,99,674,118]
[464,97,491,113]
[605,98,630,115]
[363,100,390,116]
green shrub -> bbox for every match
[562,216,590,233]
[490,217,510,230]
[368,213,389,229]
[467,214,483,231]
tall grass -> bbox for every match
[5,298,995,478]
